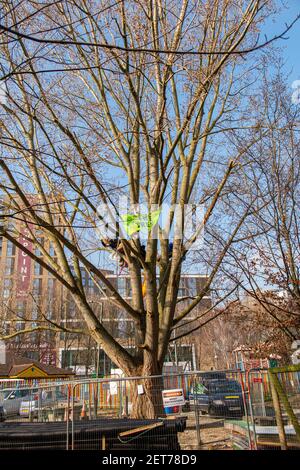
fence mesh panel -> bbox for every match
[1,368,298,451]
[71,375,189,450]
[266,365,300,450]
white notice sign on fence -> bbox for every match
[109,382,118,396]
[162,388,185,407]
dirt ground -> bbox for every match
[178,412,233,450]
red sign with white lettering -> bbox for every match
[16,226,33,297]
[253,377,263,383]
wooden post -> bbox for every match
[272,373,300,444]
[192,377,201,448]
[269,372,287,450]
[88,384,92,420]
[93,383,98,419]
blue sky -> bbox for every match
[265,1,300,83]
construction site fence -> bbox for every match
[0,375,98,390]
[0,369,247,450]
[0,367,299,450]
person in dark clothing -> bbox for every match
[140,244,146,261]
[101,238,118,250]
[157,242,174,263]
[101,238,127,268]
[167,242,173,259]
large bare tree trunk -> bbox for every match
[129,363,165,419]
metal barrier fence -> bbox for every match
[71,373,193,450]
[69,370,250,450]
[0,370,250,450]
[267,364,300,450]
[0,367,299,451]
[0,375,95,390]
[195,370,252,450]
[0,374,122,424]
[234,366,300,450]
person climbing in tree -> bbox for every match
[167,242,173,259]
[101,237,128,268]
[101,238,118,250]
[140,244,146,261]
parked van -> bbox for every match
[0,388,37,418]
[189,379,244,418]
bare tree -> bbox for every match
[0,0,291,417]
[222,68,300,350]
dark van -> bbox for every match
[189,379,244,418]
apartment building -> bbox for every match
[0,221,64,365]
[0,201,211,374]
[58,273,211,374]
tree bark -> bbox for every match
[129,364,165,419]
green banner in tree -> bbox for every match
[121,209,161,236]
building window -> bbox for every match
[47,278,56,294]
[61,350,95,368]
[6,241,16,256]
[32,278,42,296]
[186,278,197,296]
[118,278,127,297]
[30,321,40,342]
[49,242,55,257]
[3,278,12,298]
[16,301,26,316]
[34,262,43,276]
[3,322,10,335]
[66,301,76,319]
[45,330,55,342]
[46,299,54,319]
[30,330,38,342]
[16,321,25,331]
[5,257,15,275]
[61,348,114,374]
[34,238,44,256]
[165,345,193,365]
[24,351,39,361]
[32,304,39,320]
